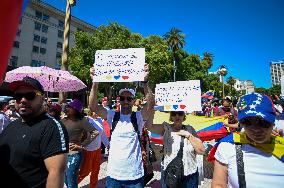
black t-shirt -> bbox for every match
[0,113,69,188]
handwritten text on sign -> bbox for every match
[93,48,145,82]
[155,81,202,112]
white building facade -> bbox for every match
[9,0,96,69]
[270,60,284,86]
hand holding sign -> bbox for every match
[155,81,202,112]
[93,48,145,82]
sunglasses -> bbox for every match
[171,111,184,116]
[14,91,42,101]
[119,96,134,102]
[240,118,272,129]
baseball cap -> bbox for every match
[50,104,62,113]
[119,88,135,97]
[9,76,44,93]
[67,99,83,113]
[237,93,276,123]
[224,96,232,102]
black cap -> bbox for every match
[9,76,44,93]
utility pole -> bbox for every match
[59,0,76,102]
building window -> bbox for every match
[31,60,45,67]
[9,56,18,67]
[58,30,63,38]
[40,48,46,55]
[35,22,41,31]
[56,52,62,59]
[35,10,43,19]
[16,29,21,36]
[58,20,64,28]
[57,42,62,49]
[42,24,48,33]
[31,60,38,67]
[41,37,47,44]
[33,46,39,53]
[43,14,49,21]
[34,34,40,42]
[13,41,20,48]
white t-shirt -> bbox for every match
[215,142,284,188]
[106,110,144,180]
[85,117,109,151]
[162,123,198,176]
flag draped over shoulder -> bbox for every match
[207,132,284,162]
[149,115,230,144]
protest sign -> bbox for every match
[155,80,202,112]
[93,48,145,82]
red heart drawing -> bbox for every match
[122,76,129,80]
[180,105,186,109]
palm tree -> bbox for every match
[227,76,236,95]
[163,28,185,81]
[202,52,214,71]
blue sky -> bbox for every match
[44,0,284,88]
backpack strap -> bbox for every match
[131,112,140,141]
[111,111,120,135]
[235,144,246,188]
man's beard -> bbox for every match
[19,104,43,119]
[121,104,132,113]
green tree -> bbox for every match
[226,76,236,95]
[268,84,281,97]
[255,87,269,95]
[69,22,142,99]
[202,52,214,72]
[163,28,185,81]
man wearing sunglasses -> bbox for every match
[89,64,155,188]
[0,76,69,188]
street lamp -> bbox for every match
[218,65,228,98]
[173,60,177,82]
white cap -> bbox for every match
[119,88,135,97]
[224,96,232,101]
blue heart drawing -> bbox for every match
[114,75,120,80]
[173,105,178,110]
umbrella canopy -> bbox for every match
[5,66,87,92]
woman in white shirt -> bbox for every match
[212,93,284,188]
[148,111,205,188]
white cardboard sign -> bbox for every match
[155,80,202,112]
[93,48,145,82]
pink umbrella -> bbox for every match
[5,66,87,92]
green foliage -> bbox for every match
[68,22,227,98]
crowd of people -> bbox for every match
[0,64,284,188]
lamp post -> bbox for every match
[59,0,76,102]
[218,65,228,98]
[173,60,176,82]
